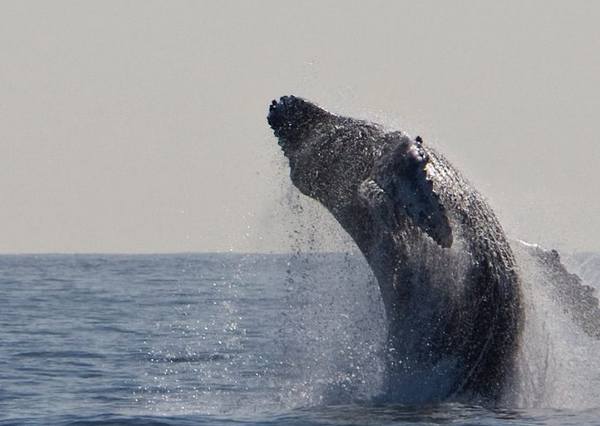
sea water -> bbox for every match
[2,252,600,426]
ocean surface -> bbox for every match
[2,252,600,426]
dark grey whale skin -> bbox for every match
[268,95,523,404]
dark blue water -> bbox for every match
[2,253,600,425]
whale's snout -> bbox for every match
[267,95,330,146]
[267,96,289,134]
[268,97,294,155]
[267,95,304,134]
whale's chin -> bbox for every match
[277,139,297,160]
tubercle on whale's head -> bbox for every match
[267,95,332,155]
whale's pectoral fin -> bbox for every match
[373,133,454,248]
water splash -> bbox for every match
[277,251,386,407]
[512,242,600,409]
[273,189,387,407]
[275,188,600,409]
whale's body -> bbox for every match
[268,96,523,403]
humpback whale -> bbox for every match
[268,95,523,403]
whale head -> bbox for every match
[268,95,382,211]
[267,95,330,145]
[268,96,453,249]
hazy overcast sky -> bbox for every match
[1,1,599,253]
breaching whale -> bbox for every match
[268,95,523,403]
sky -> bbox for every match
[1,1,599,254]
